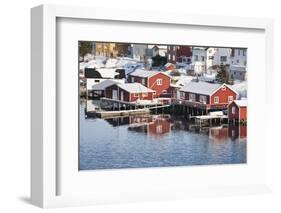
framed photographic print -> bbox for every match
[31,4,274,208]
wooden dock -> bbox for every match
[95,108,150,119]
[191,111,228,126]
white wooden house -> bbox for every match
[206,47,232,70]
[191,47,207,74]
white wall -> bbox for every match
[1,0,281,213]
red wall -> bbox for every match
[210,87,237,105]
[239,125,247,138]
[209,127,229,142]
[129,92,153,102]
[128,72,171,98]
[228,102,247,120]
[228,101,239,120]
[148,118,171,136]
[105,85,130,101]
[148,73,171,97]
[176,46,192,57]
[105,84,153,102]
[239,107,247,120]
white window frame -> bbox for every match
[131,76,135,83]
[214,96,219,104]
[199,95,207,104]
[228,96,233,103]
[156,79,163,85]
[232,106,236,114]
[189,93,195,102]
[156,125,163,134]
[141,78,146,85]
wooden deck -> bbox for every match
[95,108,150,119]
[191,114,228,126]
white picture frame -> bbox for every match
[31,4,274,208]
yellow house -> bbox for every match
[95,43,117,57]
[95,42,130,57]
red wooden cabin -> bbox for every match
[228,100,247,121]
[180,81,238,110]
[105,82,154,102]
[128,69,171,98]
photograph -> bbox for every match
[78,41,247,170]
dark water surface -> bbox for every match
[79,103,246,170]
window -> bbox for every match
[232,106,236,114]
[162,90,167,94]
[199,95,207,104]
[208,56,214,60]
[156,125,163,134]
[194,55,198,61]
[220,56,227,62]
[243,50,246,56]
[214,96,219,104]
[156,79,163,85]
[236,59,239,63]
[142,93,148,97]
[94,79,100,83]
[131,77,135,83]
[180,92,185,99]
[141,78,146,85]
[228,96,233,103]
[172,55,175,61]
[201,56,205,61]
[189,93,195,102]
[168,54,171,60]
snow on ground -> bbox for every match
[80,57,142,75]
[232,80,247,99]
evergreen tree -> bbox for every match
[79,41,93,58]
[216,64,230,84]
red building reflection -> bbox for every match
[128,115,171,137]
[209,125,247,143]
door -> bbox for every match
[112,89,118,100]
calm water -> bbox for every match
[79,102,247,170]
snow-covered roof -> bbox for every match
[129,69,159,78]
[234,100,247,107]
[180,81,224,95]
[118,83,154,93]
[92,79,120,90]
[96,68,119,78]
[129,69,170,78]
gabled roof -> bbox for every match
[233,100,247,107]
[92,79,120,91]
[129,69,170,78]
[180,81,237,96]
[118,83,154,93]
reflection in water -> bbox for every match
[80,102,247,170]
